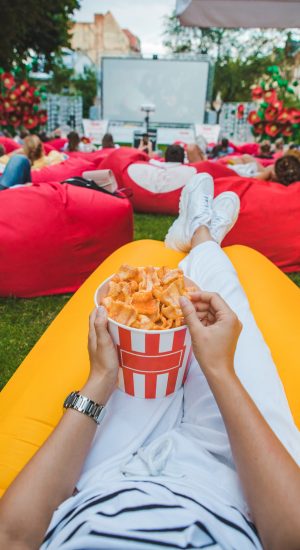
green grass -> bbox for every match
[0,212,299,390]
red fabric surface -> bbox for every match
[47,138,68,151]
[216,176,300,273]
[235,143,259,155]
[32,157,96,184]
[121,160,236,215]
[99,147,149,186]
[43,142,55,153]
[67,148,115,167]
[0,182,133,297]
[0,137,20,153]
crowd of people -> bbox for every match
[0,125,299,192]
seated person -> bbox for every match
[274,137,284,155]
[0,174,299,549]
[186,143,207,163]
[211,137,234,158]
[256,140,273,159]
[0,135,65,190]
[138,133,153,156]
[101,133,116,149]
[64,131,86,153]
[128,144,197,193]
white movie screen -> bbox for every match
[102,58,210,124]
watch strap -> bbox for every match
[64,391,106,425]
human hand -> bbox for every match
[86,306,119,403]
[180,291,242,380]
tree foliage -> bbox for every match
[46,59,97,117]
[163,13,300,103]
[0,0,79,70]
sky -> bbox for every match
[74,0,175,55]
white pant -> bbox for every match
[78,242,300,512]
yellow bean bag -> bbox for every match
[0,241,299,497]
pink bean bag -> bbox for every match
[32,157,96,184]
[0,182,133,297]
[216,176,300,273]
[0,137,20,153]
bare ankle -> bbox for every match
[191,225,214,247]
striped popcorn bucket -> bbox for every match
[94,275,194,399]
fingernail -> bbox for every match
[180,296,189,306]
[96,305,106,317]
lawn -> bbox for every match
[0,212,299,390]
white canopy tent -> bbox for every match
[176,0,300,28]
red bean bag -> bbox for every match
[0,137,20,153]
[236,143,259,156]
[32,157,96,184]
[67,148,116,168]
[121,159,236,215]
[0,182,133,297]
[99,147,149,186]
[215,176,300,273]
[43,142,55,154]
[47,138,68,151]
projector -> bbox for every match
[141,103,156,113]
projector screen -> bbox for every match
[102,58,210,124]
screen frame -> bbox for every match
[101,56,213,124]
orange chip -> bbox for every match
[102,265,191,330]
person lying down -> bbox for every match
[0,173,299,549]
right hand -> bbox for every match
[179,291,242,379]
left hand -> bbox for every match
[87,306,119,402]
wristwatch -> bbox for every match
[63,391,106,425]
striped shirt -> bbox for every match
[42,479,262,549]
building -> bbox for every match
[71,11,141,68]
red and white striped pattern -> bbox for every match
[108,322,192,398]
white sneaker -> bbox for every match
[210,192,240,245]
[165,173,214,252]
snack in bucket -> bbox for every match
[94,265,196,399]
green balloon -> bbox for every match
[33,105,39,112]
[261,102,268,109]
[41,93,47,101]
[287,87,295,94]
[0,68,4,75]
[293,81,299,86]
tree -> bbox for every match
[44,58,97,118]
[73,67,97,118]
[0,0,79,70]
[163,13,300,102]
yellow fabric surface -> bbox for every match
[0,241,299,497]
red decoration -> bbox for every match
[282,123,293,137]
[263,89,277,103]
[248,111,261,124]
[248,66,300,142]
[265,123,281,137]
[0,71,47,133]
[237,104,245,119]
[251,86,263,100]
[253,122,265,135]
[1,72,15,89]
[265,105,280,121]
